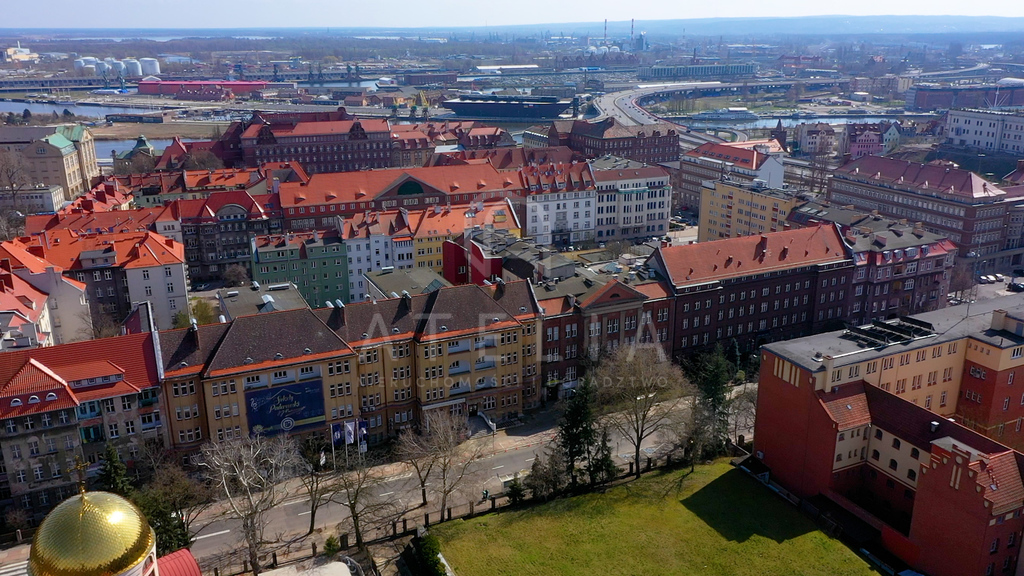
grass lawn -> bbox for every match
[432,461,879,576]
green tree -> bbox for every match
[506,476,526,505]
[98,443,133,496]
[683,345,735,462]
[557,378,597,487]
[133,488,190,555]
[585,427,619,485]
[22,109,31,121]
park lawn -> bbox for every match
[433,461,878,576]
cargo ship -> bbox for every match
[442,94,574,119]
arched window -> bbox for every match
[10,398,22,407]
[28,396,39,404]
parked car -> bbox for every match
[978,275,992,284]
[1010,283,1024,293]
[987,275,1000,284]
[995,273,1006,282]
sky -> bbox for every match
[5,0,1024,29]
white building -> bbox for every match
[590,156,672,242]
[0,184,65,214]
[522,162,597,247]
[339,211,414,302]
[0,241,92,344]
[946,108,1024,155]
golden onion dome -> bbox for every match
[28,491,155,576]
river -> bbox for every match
[672,114,936,130]
[93,138,201,159]
[0,100,166,118]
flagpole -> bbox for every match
[330,423,336,470]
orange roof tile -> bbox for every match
[818,383,872,430]
[16,230,185,271]
[651,225,849,288]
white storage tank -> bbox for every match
[81,65,96,76]
[81,56,98,66]
[123,59,142,77]
[94,62,109,74]
[73,58,85,71]
[139,58,160,75]
[110,61,126,75]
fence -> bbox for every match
[203,453,699,576]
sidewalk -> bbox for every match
[0,540,30,568]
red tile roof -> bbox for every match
[685,141,771,170]
[157,549,203,576]
[183,168,262,190]
[0,332,158,418]
[411,199,520,239]
[26,208,168,237]
[818,382,872,430]
[279,163,523,209]
[972,451,1024,515]
[17,230,185,270]
[651,224,849,288]
[834,156,1004,200]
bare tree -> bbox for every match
[200,435,300,576]
[182,149,224,171]
[0,148,30,192]
[334,451,401,554]
[298,437,342,536]
[395,422,438,508]
[949,259,975,300]
[593,345,690,478]
[728,387,757,444]
[425,409,484,513]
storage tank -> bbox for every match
[997,78,1024,87]
[139,58,160,75]
[81,56,98,66]
[123,59,142,77]
[73,58,85,71]
[596,46,609,55]
[94,62,109,74]
[81,65,96,76]
[110,61,126,75]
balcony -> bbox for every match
[447,340,470,354]
[474,338,496,350]
[448,361,471,376]
[474,358,496,371]
[475,376,497,390]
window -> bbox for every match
[907,469,917,482]
[871,449,880,461]
[889,459,898,471]
[892,438,901,450]
[874,429,883,440]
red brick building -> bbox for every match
[756,325,1024,576]
[538,118,680,165]
[645,224,854,357]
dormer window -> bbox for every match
[45,393,57,401]
[28,396,39,404]
[10,398,21,407]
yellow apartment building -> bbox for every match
[698,180,804,242]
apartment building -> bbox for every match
[590,156,672,242]
[755,299,1024,576]
[0,241,92,345]
[534,275,674,402]
[838,124,883,159]
[646,224,854,357]
[697,180,804,241]
[827,156,1013,265]
[0,332,164,523]
[0,261,53,350]
[157,282,543,454]
[0,125,99,200]
[251,229,348,307]
[794,122,836,156]
[412,200,521,273]
[538,118,680,165]
[277,163,528,231]
[17,230,188,330]
[673,141,785,213]
[340,211,415,302]
[522,162,597,246]
[0,185,65,215]
[240,113,394,174]
[171,190,283,281]
[946,108,1024,154]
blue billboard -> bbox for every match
[245,380,326,436]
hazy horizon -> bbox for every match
[4,1,1024,30]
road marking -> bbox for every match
[525,458,535,462]
[282,498,307,506]
[193,529,231,541]
[0,561,28,576]
[491,465,504,470]
[298,511,311,516]
[379,491,394,496]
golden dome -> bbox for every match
[29,491,155,576]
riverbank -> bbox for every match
[90,121,229,140]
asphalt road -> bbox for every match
[188,384,758,568]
